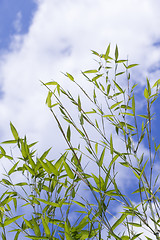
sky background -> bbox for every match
[0,0,160,154]
[0,0,160,238]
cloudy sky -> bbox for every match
[0,0,160,238]
[0,0,160,151]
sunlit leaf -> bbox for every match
[67,125,71,142]
[66,72,74,81]
[83,70,98,74]
[98,148,105,167]
[10,122,19,140]
[63,161,74,179]
[4,215,24,226]
[115,45,119,61]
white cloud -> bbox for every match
[13,11,22,33]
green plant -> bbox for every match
[0,45,160,239]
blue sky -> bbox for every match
[0,0,160,238]
[0,0,37,50]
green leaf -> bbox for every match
[127,64,139,69]
[107,84,111,95]
[110,134,113,155]
[65,221,74,240]
[10,122,19,140]
[78,95,81,111]
[115,45,119,61]
[22,217,33,229]
[120,112,134,116]
[71,200,85,208]
[132,94,135,115]
[32,216,41,236]
[98,148,105,167]
[45,81,59,85]
[139,158,148,179]
[46,91,52,108]
[67,125,71,142]
[147,78,151,96]
[63,161,74,179]
[38,159,51,174]
[110,101,123,110]
[8,161,19,175]
[121,236,129,240]
[137,114,149,119]
[131,233,143,240]
[25,236,48,239]
[24,164,35,175]
[153,78,160,87]
[95,142,98,154]
[2,179,13,186]
[15,182,28,186]
[40,148,52,161]
[113,81,124,93]
[83,70,98,74]
[66,72,74,81]
[46,160,58,176]
[111,213,126,231]
[36,198,59,207]
[105,44,110,60]
[144,88,149,99]
[42,216,50,237]
[115,71,125,76]
[4,215,24,226]
[14,231,20,240]
[1,140,17,144]
[128,222,142,227]
[91,50,100,57]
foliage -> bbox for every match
[0,45,160,239]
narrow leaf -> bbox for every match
[63,161,74,179]
[98,148,105,167]
[4,215,24,226]
[10,122,19,140]
[67,125,71,142]
[66,72,74,81]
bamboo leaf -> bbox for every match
[78,95,81,111]
[40,148,52,161]
[66,73,74,81]
[98,148,105,167]
[111,213,126,231]
[132,94,135,115]
[67,125,71,142]
[127,64,139,69]
[83,70,98,74]
[105,44,110,60]
[36,198,59,207]
[10,122,19,140]
[8,161,19,175]
[113,81,124,93]
[42,216,50,237]
[139,159,148,179]
[4,215,24,226]
[110,134,113,154]
[115,45,119,61]
[32,216,41,236]
[46,160,58,176]
[45,81,58,85]
[110,101,123,110]
[153,78,160,87]
[63,161,74,179]
[46,91,52,108]
[144,88,149,99]
[71,200,85,208]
